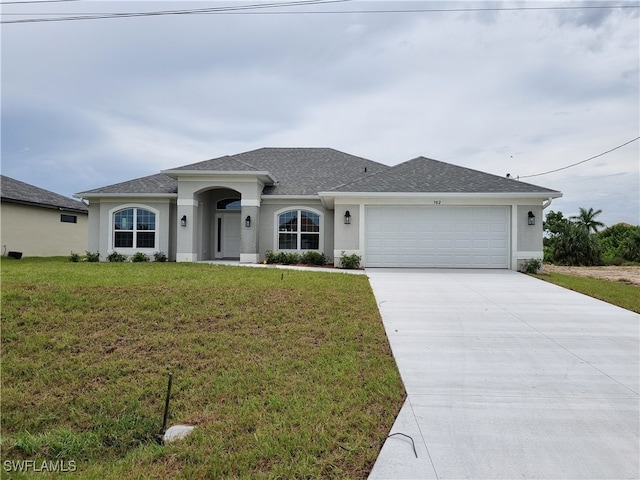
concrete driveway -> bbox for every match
[367,269,639,480]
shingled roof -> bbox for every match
[76,173,178,196]
[167,147,388,195]
[329,157,560,194]
[75,148,560,197]
[1,175,88,213]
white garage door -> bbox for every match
[365,206,509,268]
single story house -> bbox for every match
[75,147,562,269]
[1,175,89,257]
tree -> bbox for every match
[544,210,601,265]
[570,207,605,234]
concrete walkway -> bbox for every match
[367,269,639,480]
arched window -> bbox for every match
[277,209,320,250]
[113,208,156,248]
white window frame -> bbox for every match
[274,206,324,252]
[108,204,160,253]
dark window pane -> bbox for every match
[136,232,155,248]
[115,209,134,230]
[279,233,297,250]
[115,232,133,247]
[301,211,320,232]
[60,214,77,223]
[301,234,319,250]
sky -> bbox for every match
[2,0,639,227]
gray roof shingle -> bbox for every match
[330,157,560,194]
[1,175,88,212]
[76,173,178,196]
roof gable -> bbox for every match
[1,175,88,212]
[330,157,560,194]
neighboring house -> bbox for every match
[1,175,88,257]
[75,147,562,269]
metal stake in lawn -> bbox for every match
[160,372,173,439]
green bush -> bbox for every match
[520,258,542,274]
[340,251,362,269]
[281,252,302,265]
[85,251,100,262]
[131,252,149,263]
[620,228,640,262]
[264,250,284,264]
[597,224,640,264]
[153,251,168,262]
[300,251,327,265]
[69,252,82,263]
[106,251,127,263]
[552,222,601,266]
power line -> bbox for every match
[2,2,638,24]
[0,0,351,22]
[519,136,640,179]
[1,0,80,4]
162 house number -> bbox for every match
[433,200,442,205]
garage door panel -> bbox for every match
[365,206,509,268]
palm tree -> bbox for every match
[571,207,605,234]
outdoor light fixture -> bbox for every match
[344,210,351,225]
[528,211,535,226]
[245,215,251,227]
[180,215,187,227]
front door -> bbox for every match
[216,213,241,259]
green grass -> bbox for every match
[1,258,405,479]
[533,271,640,314]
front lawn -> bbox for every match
[1,259,404,479]
[533,271,640,314]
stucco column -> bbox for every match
[240,202,259,263]
[176,198,198,262]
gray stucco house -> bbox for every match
[75,147,562,269]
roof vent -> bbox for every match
[364,167,367,173]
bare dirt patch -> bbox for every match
[543,264,640,287]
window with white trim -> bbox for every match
[278,209,320,250]
[113,208,156,248]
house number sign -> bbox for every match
[433,200,442,205]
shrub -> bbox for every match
[281,252,302,265]
[85,251,100,262]
[300,251,327,265]
[620,228,640,263]
[520,258,542,274]
[552,222,600,266]
[340,251,361,269]
[131,252,149,263]
[107,251,127,263]
[153,251,168,262]
[264,250,284,264]
[69,252,82,263]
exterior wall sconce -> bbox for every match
[528,211,535,226]
[180,215,187,227]
[245,215,251,227]
[344,211,351,225]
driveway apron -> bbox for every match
[367,269,639,480]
